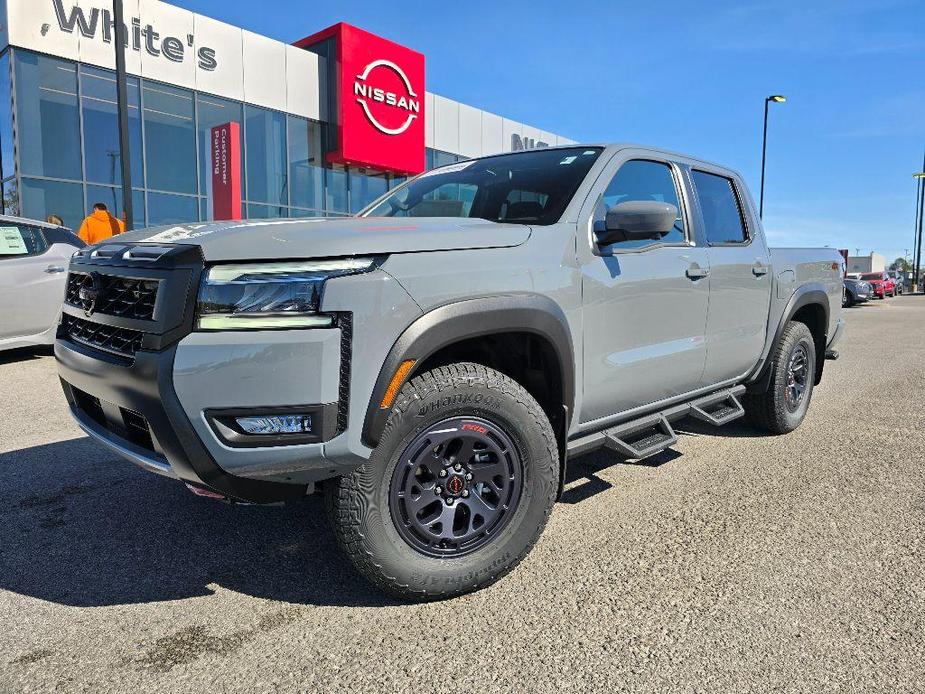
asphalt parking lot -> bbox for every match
[2,296,924,693]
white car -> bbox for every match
[0,215,84,351]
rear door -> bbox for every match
[578,154,711,424]
[691,169,772,385]
[0,224,69,341]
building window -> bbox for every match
[0,52,14,182]
[287,115,323,211]
[290,207,320,218]
[143,81,197,194]
[80,65,144,188]
[350,170,388,212]
[247,202,287,219]
[2,179,19,217]
[20,177,84,230]
[325,166,347,214]
[245,105,287,207]
[14,52,82,181]
[86,184,145,228]
[197,94,244,218]
[147,192,199,226]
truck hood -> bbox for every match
[114,217,532,262]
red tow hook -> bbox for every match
[185,483,228,501]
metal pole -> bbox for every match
[113,0,134,231]
[759,99,769,219]
[913,175,925,291]
[913,179,921,291]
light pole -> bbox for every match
[113,0,134,230]
[759,95,786,219]
[913,168,925,292]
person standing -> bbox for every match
[77,203,124,245]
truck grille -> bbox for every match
[61,314,144,358]
[65,272,159,321]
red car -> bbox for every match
[860,272,896,299]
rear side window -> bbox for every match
[0,225,47,258]
[691,170,748,245]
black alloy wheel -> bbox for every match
[389,417,523,558]
[784,344,809,412]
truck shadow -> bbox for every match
[0,437,397,608]
[0,346,54,365]
[560,447,682,504]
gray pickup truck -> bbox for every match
[55,144,845,600]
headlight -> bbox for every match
[196,257,375,330]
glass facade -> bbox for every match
[0,48,463,230]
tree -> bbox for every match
[893,257,911,272]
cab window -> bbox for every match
[0,225,48,258]
[691,170,748,245]
[595,159,686,250]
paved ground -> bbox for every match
[1,296,924,693]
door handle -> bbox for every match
[44,265,66,274]
[686,266,709,280]
[752,264,769,277]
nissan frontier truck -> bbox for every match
[55,144,845,600]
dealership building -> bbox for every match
[0,0,575,230]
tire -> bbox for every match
[327,362,559,601]
[744,321,816,434]
[844,292,854,308]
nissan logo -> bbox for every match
[353,59,421,136]
[78,272,104,317]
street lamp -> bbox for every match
[913,169,925,292]
[759,95,786,219]
[112,0,134,230]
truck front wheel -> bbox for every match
[744,321,816,434]
[327,362,559,601]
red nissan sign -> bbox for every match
[210,122,242,221]
[295,23,425,175]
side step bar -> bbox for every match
[602,414,677,460]
[567,385,747,460]
[688,390,745,427]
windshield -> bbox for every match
[860,273,883,281]
[362,147,603,225]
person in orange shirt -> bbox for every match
[77,202,125,245]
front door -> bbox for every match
[579,157,710,425]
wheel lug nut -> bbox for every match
[465,473,473,481]
[454,463,462,472]
[438,469,447,478]
[461,490,469,498]
[434,486,442,495]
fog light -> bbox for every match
[235,414,312,435]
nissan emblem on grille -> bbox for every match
[78,272,104,317]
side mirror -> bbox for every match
[596,201,678,246]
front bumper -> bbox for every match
[54,242,364,503]
[57,337,317,503]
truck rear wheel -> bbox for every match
[744,321,816,434]
[327,362,559,601]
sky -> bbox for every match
[175,0,925,262]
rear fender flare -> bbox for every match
[748,284,830,393]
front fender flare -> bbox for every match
[361,294,575,448]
